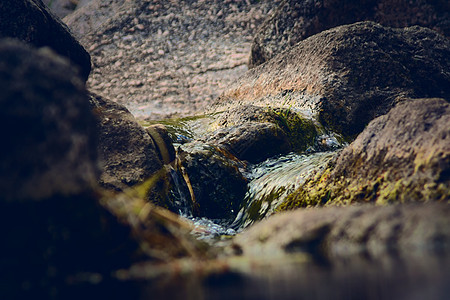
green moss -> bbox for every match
[267,108,318,152]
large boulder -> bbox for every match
[0,39,98,201]
[0,39,208,298]
[64,0,282,119]
[0,0,91,80]
[214,22,450,137]
[0,39,140,297]
[89,94,164,191]
[280,98,450,209]
[249,0,450,68]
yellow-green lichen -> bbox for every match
[267,108,318,152]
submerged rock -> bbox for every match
[89,94,164,191]
[215,22,450,137]
[249,0,450,67]
[281,98,450,209]
[0,0,91,80]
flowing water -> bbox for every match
[142,115,345,241]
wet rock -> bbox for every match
[177,141,248,220]
[233,203,450,260]
[0,0,91,81]
[89,94,164,191]
[146,124,176,165]
[205,104,318,163]
[205,122,291,164]
[281,98,450,208]
[249,0,450,68]
[215,22,450,137]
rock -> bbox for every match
[204,104,318,163]
[0,0,91,80]
[280,98,450,209]
[64,0,282,119]
[89,94,164,191]
[0,39,142,297]
[0,39,98,202]
[249,0,450,68]
[0,39,209,298]
[176,141,248,220]
[215,22,450,137]
[204,122,291,163]
[146,124,176,165]
[233,203,450,260]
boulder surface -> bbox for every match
[249,0,450,67]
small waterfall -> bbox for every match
[167,166,192,217]
[231,151,337,230]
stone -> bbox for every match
[43,0,92,19]
[204,122,292,163]
[0,39,98,202]
[89,93,164,191]
[280,98,450,209]
[215,22,450,137]
[176,141,248,220]
[63,0,281,119]
[0,39,142,297]
[249,0,450,68]
[204,104,318,163]
[233,203,450,260]
[0,0,91,80]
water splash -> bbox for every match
[231,151,337,230]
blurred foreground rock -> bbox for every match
[234,203,450,260]
[0,39,206,298]
[0,0,91,80]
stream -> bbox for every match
[136,116,450,300]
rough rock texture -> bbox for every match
[249,0,450,68]
[204,122,291,163]
[233,203,450,260]
[215,22,450,137]
[64,0,282,119]
[0,39,98,201]
[89,94,163,191]
[177,141,248,220]
[0,0,91,80]
[203,104,318,163]
[281,98,450,209]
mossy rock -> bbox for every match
[279,98,450,211]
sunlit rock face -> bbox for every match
[249,0,450,68]
[216,22,450,137]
